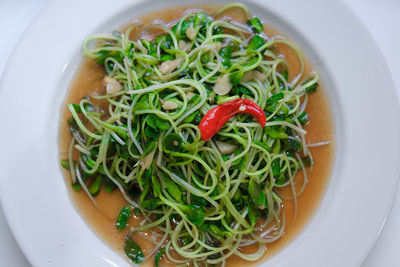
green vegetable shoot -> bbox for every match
[61,2,322,266]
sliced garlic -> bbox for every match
[215,141,238,155]
[159,58,180,75]
[103,77,122,94]
[178,40,191,52]
[140,150,155,170]
[213,74,232,95]
[241,70,266,83]
[186,25,196,40]
[162,100,179,110]
[186,91,195,100]
[255,71,267,82]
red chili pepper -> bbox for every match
[198,98,266,141]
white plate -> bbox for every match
[0,0,399,266]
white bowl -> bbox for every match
[0,0,399,266]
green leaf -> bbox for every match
[143,140,157,155]
[141,199,159,211]
[181,205,205,225]
[297,111,308,123]
[144,126,158,138]
[193,113,202,125]
[124,236,144,264]
[71,103,82,113]
[152,176,161,198]
[103,178,116,193]
[283,136,302,152]
[146,114,158,129]
[248,178,266,209]
[265,126,288,139]
[232,189,242,203]
[247,17,263,33]
[88,176,102,196]
[156,118,170,131]
[181,20,192,36]
[116,206,131,230]
[305,82,318,93]
[219,46,232,67]
[230,71,244,86]
[135,94,150,111]
[300,156,312,167]
[60,159,71,170]
[126,41,135,58]
[275,173,286,185]
[232,147,248,170]
[248,202,259,226]
[190,194,207,207]
[234,85,253,96]
[210,223,231,236]
[183,110,199,123]
[155,247,165,267]
[72,182,82,191]
[179,233,193,246]
[163,133,184,153]
[161,54,175,62]
[303,77,319,93]
[253,140,271,152]
[267,92,284,105]
[271,159,281,177]
[165,179,182,203]
[272,139,281,154]
[96,49,124,65]
[247,35,265,50]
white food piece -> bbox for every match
[255,71,267,82]
[186,25,196,40]
[103,77,122,94]
[239,105,246,112]
[159,58,180,75]
[241,70,266,82]
[216,141,238,155]
[213,73,232,95]
[178,40,191,52]
[140,150,155,170]
[186,91,195,100]
[162,100,179,110]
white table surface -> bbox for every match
[0,0,399,266]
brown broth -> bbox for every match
[59,4,334,267]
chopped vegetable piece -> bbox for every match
[155,247,165,267]
[124,236,144,264]
[247,35,265,50]
[165,179,183,203]
[88,176,102,196]
[181,205,205,225]
[247,17,263,33]
[116,206,131,230]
